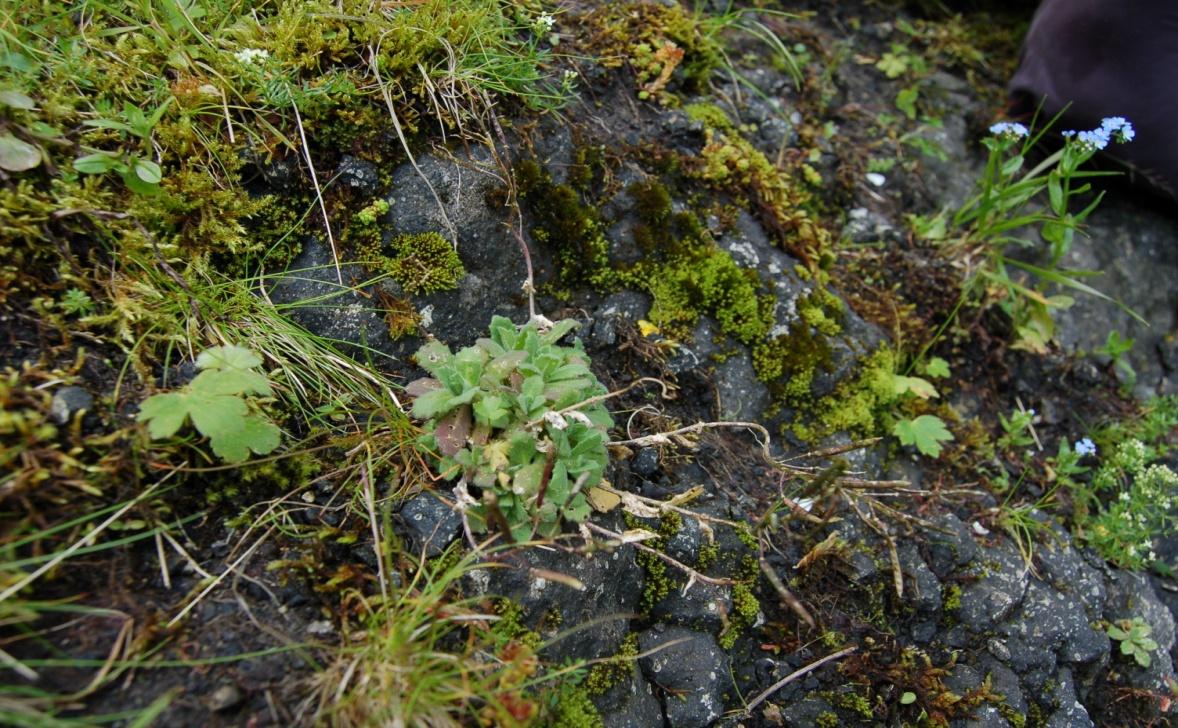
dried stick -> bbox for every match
[744,646,857,714]
[290,98,342,286]
[368,44,458,247]
[584,522,736,590]
[608,420,775,462]
[758,555,816,629]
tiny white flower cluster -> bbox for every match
[535,12,556,32]
[234,47,270,65]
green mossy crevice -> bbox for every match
[516,160,776,345]
[585,632,639,695]
[516,153,894,444]
[345,199,464,296]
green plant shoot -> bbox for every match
[137,345,282,463]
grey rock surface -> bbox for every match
[385,151,539,348]
[266,238,409,364]
[637,625,730,728]
[463,512,642,665]
[957,540,1030,633]
[595,665,664,728]
[336,155,381,197]
[1054,193,1178,399]
[395,491,462,558]
[50,385,93,425]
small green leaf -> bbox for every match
[188,394,249,443]
[190,368,273,397]
[521,375,544,401]
[513,461,544,497]
[411,388,454,420]
[0,90,35,110]
[539,319,579,344]
[27,121,63,139]
[473,395,509,428]
[893,415,953,458]
[900,692,917,705]
[196,344,262,372]
[489,316,519,349]
[875,52,908,79]
[133,158,162,184]
[922,357,950,379]
[74,152,121,174]
[0,134,41,171]
[562,493,591,523]
[82,118,134,134]
[1047,172,1064,215]
[891,374,938,400]
[137,392,190,438]
[414,339,453,376]
[121,167,160,195]
[216,414,281,461]
[895,86,919,120]
[1133,650,1151,668]
[1000,154,1025,177]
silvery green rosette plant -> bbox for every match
[408,316,613,541]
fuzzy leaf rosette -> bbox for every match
[408,316,613,541]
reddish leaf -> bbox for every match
[435,405,471,456]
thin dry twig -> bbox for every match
[584,522,736,591]
[290,98,342,286]
[758,555,815,629]
[781,438,882,463]
[597,483,743,529]
[368,43,458,246]
[609,420,775,462]
[0,471,176,603]
[168,526,275,628]
[529,378,672,429]
[744,646,857,714]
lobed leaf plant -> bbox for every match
[137,345,281,463]
[408,316,614,542]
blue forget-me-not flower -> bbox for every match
[989,121,1029,139]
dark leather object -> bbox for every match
[1009,0,1178,200]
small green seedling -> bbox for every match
[893,414,953,458]
[138,345,281,463]
[59,288,96,317]
[1107,617,1158,668]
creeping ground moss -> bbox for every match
[789,347,900,443]
[586,633,639,694]
[516,161,776,345]
[347,200,465,296]
[548,683,605,728]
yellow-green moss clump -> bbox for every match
[683,102,735,131]
[690,128,832,267]
[547,683,605,728]
[586,633,639,694]
[516,161,776,345]
[515,159,610,290]
[386,232,464,294]
[347,200,464,295]
[790,347,899,443]
[624,511,682,612]
[576,2,726,106]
